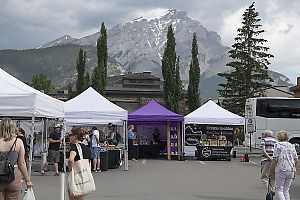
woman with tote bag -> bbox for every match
[68,127,95,200]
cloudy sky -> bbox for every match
[1,0,299,84]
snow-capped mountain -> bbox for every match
[37,35,77,49]
[38,9,231,80]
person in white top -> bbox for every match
[91,127,101,172]
[269,130,299,200]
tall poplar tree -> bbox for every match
[187,33,201,112]
[95,22,108,95]
[218,2,273,115]
[76,48,87,95]
[84,71,90,91]
[162,25,182,113]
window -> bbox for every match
[256,99,300,118]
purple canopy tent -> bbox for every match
[128,100,184,160]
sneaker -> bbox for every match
[39,170,45,175]
[132,158,138,162]
[92,169,97,173]
[54,172,60,176]
[96,168,101,172]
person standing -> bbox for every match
[260,130,277,195]
[107,123,117,146]
[16,127,28,160]
[91,127,101,173]
[269,130,298,200]
[40,124,62,176]
[68,127,92,200]
[0,118,33,200]
[128,125,138,161]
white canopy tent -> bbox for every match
[65,87,128,126]
[65,87,129,171]
[0,68,65,176]
[185,100,244,125]
[184,100,244,156]
[0,68,64,118]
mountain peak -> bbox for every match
[37,35,77,49]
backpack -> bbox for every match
[0,139,17,183]
[115,132,122,142]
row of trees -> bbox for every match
[162,25,201,113]
[69,22,108,98]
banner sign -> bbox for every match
[185,124,235,146]
[197,146,232,160]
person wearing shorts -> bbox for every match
[91,127,101,172]
[40,124,62,176]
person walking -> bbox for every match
[91,127,101,173]
[0,118,33,200]
[269,130,298,200]
[68,127,92,200]
[128,125,138,161]
[40,124,62,176]
[261,130,277,195]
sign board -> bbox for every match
[246,118,255,132]
[197,146,232,160]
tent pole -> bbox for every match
[182,121,185,160]
[41,119,44,152]
[28,116,35,177]
[124,120,128,171]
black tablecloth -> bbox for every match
[108,149,121,169]
[196,146,232,161]
[138,144,160,158]
[100,151,108,171]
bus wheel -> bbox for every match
[289,138,300,154]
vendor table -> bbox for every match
[129,144,139,160]
[138,144,160,158]
[108,149,121,169]
[100,150,108,171]
[196,146,232,161]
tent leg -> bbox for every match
[124,120,128,171]
[28,116,35,177]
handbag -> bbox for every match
[266,178,273,200]
[0,139,17,183]
[23,188,36,200]
[68,143,96,196]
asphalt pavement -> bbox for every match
[26,150,300,200]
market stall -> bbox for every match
[64,87,128,170]
[128,100,184,160]
[184,100,244,161]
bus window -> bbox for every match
[256,99,300,118]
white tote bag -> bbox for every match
[68,144,96,196]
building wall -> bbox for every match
[263,88,293,98]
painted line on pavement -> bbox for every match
[249,161,257,165]
[198,161,206,165]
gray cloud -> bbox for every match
[0,0,300,83]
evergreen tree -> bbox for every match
[75,48,87,95]
[84,71,90,91]
[67,81,73,100]
[91,66,101,92]
[174,56,183,113]
[187,33,201,112]
[162,25,182,113]
[218,2,273,115]
[31,73,55,94]
[96,22,108,95]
